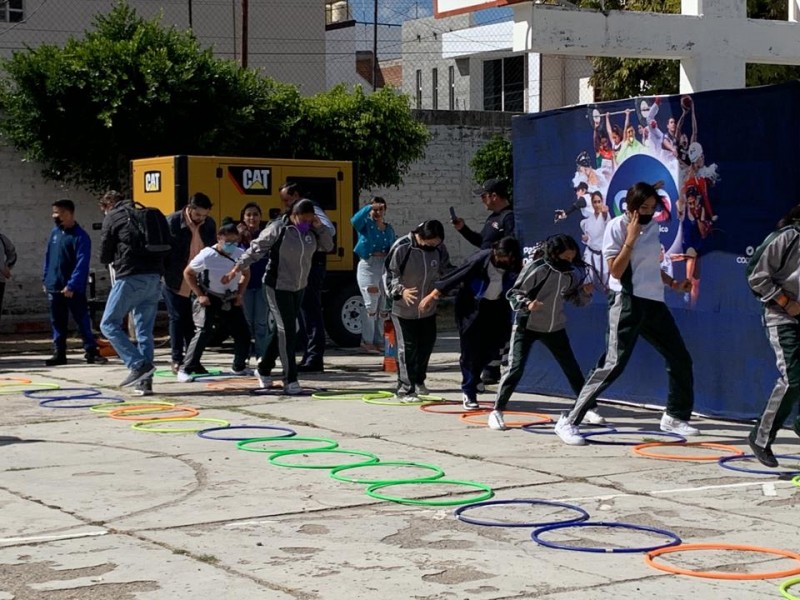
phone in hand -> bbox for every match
[449,206,457,222]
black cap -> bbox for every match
[473,178,509,197]
[574,181,589,191]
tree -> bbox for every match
[470,134,513,195]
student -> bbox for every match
[424,237,520,410]
[237,202,271,361]
[385,220,452,401]
[177,222,251,382]
[745,204,800,467]
[223,199,334,394]
[554,181,699,445]
[0,229,16,320]
[487,234,599,430]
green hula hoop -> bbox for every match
[236,436,339,453]
[0,382,60,394]
[330,460,446,485]
[132,417,230,433]
[362,392,444,406]
[780,576,800,600]
[268,448,380,470]
[365,479,494,506]
[90,400,176,414]
[153,368,223,379]
[792,475,800,489]
[311,390,394,400]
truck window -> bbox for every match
[286,176,337,211]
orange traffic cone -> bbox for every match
[383,319,397,373]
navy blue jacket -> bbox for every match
[43,223,91,293]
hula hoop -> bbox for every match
[419,401,494,414]
[717,454,800,476]
[153,368,223,379]
[521,422,617,436]
[205,378,258,390]
[459,410,552,428]
[236,436,339,454]
[780,576,800,600]
[581,429,686,446]
[132,417,230,433]
[362,393,443,406]
[645,543,800,580]
[0,382,60,394]
[197,425,296,441]
[330,461,446,485]
[454,499,590,528]
[793,475,800,488]
[89,400,175,414]
[312,390,394,400]
[0,377,32,384]
[632,441,744,462]
[39,396,124,409]
[108,405,199,421]
[365,479,494,506]
[268,448,380,470]
[532,521,682,554]
[24,387,101,400]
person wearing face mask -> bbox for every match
[176,222,251,382]
[485,234,596,430]
[237,202,271,362]
[554,181,698,446]
[421,236,521,410]
[43,199,106,366]
[223,199,334,394]
[384,220,453,402]
[163,193,217,374]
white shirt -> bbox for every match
[580,213,609,252]
[603,215,664,302]
[189,246,244,296]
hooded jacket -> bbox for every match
[747,225,800,327]
[385,233,452,320]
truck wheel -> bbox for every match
[324,283,363,347]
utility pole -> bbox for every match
[242,0,249,68]
[188,0,193,28]
[372,0,378,91]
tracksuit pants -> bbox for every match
[298,262,326,367]
[182,295,250,373]
[751,323,800,449]
[566,292,694,426]
[260,287,304,384]
[47,291,98,355]
[393,314,436,395]
[460,298,510,399]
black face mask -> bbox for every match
[550,259,572,272]
[53,217,63,227]
[637,213,654,225]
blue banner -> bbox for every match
[512,81,800,420]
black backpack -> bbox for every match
[125,203,172,257]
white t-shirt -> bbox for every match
[603,215,664,302]
[188,246,244,296]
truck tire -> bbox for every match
[324,282,363,347]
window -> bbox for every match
[415,70,422,109]
[432,68,438,110]
[448,65,455,110]
[483,55,524,112]
[0,0,23,22]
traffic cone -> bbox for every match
[383,319,397,372]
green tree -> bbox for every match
[469,134,513,194]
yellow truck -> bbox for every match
[130,155,364,347]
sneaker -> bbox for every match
[84,349,108,365]
[584,408,607,425]
[487,410,507,431]
[555,413,586,446]
[297,362,324,373]
[284,381,303,395]
[748,437,779,468]
[462,394,480,410]
[416,383,430,396]
[176,370,195,383]
[256,373,273,388]
[480,366,501,385]
[194,364,210,375]
[660,413,700,436]
[230,367,253,376]
[399,392,421,404]
[45,353,67,367]
[119,361,156,388]
[476,382,486,394]
[132,377,153,397]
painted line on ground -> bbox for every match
[0,530,109,545]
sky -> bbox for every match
[350,0,512,26]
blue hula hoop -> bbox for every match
[25,387,103,401]
[39,396,124,409]
[521,423,618,436]
[718,454,800,477]
[454,499,590,528]
[531,521,682,553]
[581,429,686,446]
[197,425,297,441]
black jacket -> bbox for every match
[100,200,164,278]
[457,207,515,249]
[163,209,217,290]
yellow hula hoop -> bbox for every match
[132,417,230,433]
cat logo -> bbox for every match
[228,166,271,195]
[144,171,161,193]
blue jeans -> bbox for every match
[100,274,161,370]
[243,285,272,359]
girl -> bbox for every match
[580,191,610,289]
[237,202,271,361]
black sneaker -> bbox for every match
[297,362,324,373]
[85,349,108,365]
[119,361,156,388]
[193,364,210,375]
[45,354,67,366]
[132,378,153,396]
[480,366,501,385]
[748,437,779,468]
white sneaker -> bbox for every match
[284,381,303,395]
[462,394,480,410]
[176,370,194,383]
[416,383,429,395]
[555,413,586,446]
[256,373,272,388]
[660,413,699,436]
[399,392,421,404]
[584,408,607,425]
[487,410,507,431]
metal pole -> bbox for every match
[372,0,378,91]
[242,0,249,68]
[232,0,237,61]
[188,0,193,28]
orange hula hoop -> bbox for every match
[108,405,200,421]
[645,543,800,580]
[632,441,744,461]
[459,410,552,428]
[0,377,33,384]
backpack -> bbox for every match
[125,203,172,257]
[745,224,800,298]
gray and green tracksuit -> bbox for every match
[746,225,800,449]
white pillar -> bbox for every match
[527,52,542,113]
[679,53,745,93]
[790,0,800,23]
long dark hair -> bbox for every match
[412,220,445,242]
[625,181,669,220]
[777,204,800,229]
[492,236,521,271]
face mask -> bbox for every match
[637,213,654,225]
[421,244,438,252]
[222,242,238,254]
[296,221,311,235]
[53,217,63,227]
